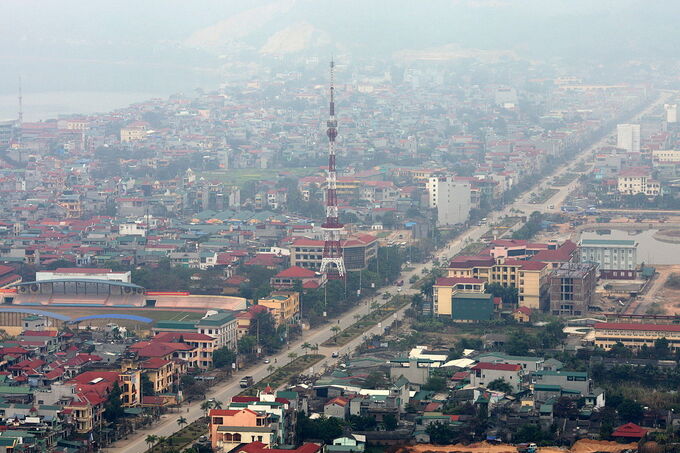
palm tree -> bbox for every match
[311,343,319,354]
[212,399,223,410]
[267,364,275,374]
[301,342,311,356]
[156,436,167,451]
[331,325,341,343]
[145,435,158,450]
[287,352,298,362]
[200,400,213,418]
[177,416,188,429]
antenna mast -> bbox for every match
[319,60,346,280]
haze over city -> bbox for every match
[1,2,680,453]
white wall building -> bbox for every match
[665,104,678,123]
[616,123,640,153]
[426,176,471,226]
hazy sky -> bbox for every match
[1,0,678,98]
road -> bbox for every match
[107,92,668,453]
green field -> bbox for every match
[45,307,205,327]
[199,167,320,187]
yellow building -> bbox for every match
[119,368,142,407]
[617,168,660,196]
[140,358,175,394]
[257,292,300,327]
[593,323,680,351]
[66,400,96,434]
[120,121,149,142]
[432,277,485,316]
[652,149,680,163]
[447,257,549,310]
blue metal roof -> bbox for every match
[72,314,153,323]
[11,279,143,289]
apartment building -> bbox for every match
[447,256,549,309]
[432,277,486,317]
[289,234,377,271]
[257,292,300,327]
[579,237,637,279]
[617,168,660,196]
[425,176,471,226]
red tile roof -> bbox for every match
[237,441,321,453]
[595,322,680,332]
[325,397,349,407]
[153,332,214,342]
[471,362,521,372]
[141,358,172,369]
[53,267,113,273]
[612,422,648,438]
[275,266,317,278]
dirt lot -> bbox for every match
[403,440,637,453]
[633,264,680,315]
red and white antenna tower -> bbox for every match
[319,60,346,280]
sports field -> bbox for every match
[199,167,320,187]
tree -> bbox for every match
[141,373,154,396]
[213,346,237,369]
[156,436,167,450]
[654,337,671,359]
[506,330,535,356]
[177,416,188,429]
[238,335,257,356]
[330,325,341,343]
[103,381,125,422]
[212,399,223,410]
[296,413,344,443]
[288,352,298,362]
[487,378,513,393]
[301,342,312,356]
[426,421,460,444]
[423,376,447,392]
[617,399,644,424]
[348,414,378,431]
[383,413,398,430]
[200,400,213,418]
[364,371,387,389]
[145,435,158,450]
[513,423,551,443]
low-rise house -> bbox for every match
[470,362,523,392]
[324,397,349,420]
[209,408,277,451]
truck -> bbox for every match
[239,376,254,388]
[517,443,538,453]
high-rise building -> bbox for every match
[665,104,678,123]
[426,176,471,226]
[616,123,640,153]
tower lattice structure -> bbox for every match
[319,60,346,280]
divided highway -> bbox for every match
[106,92,668,453]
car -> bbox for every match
[331,351,339,358]
[263,359,270,364]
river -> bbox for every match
[0,91,160,122]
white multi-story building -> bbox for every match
[616,123,640,153]
[426,176,471,226]
[579,235,638,279]
[617,167,660,196]
[665,104,678,123]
